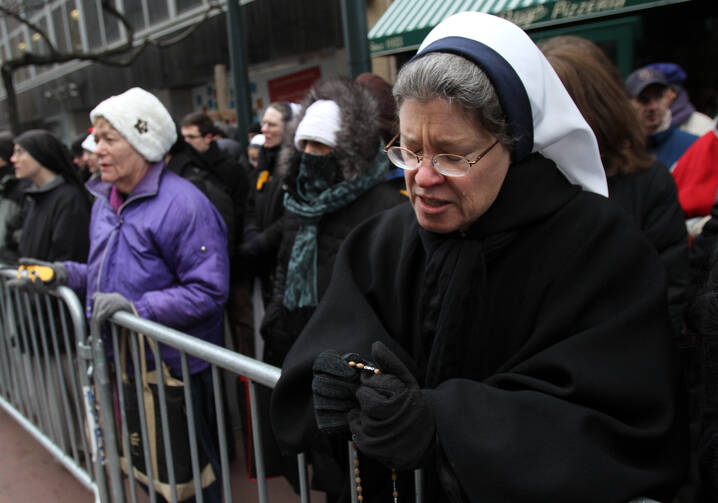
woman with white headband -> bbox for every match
[270,12,686,502]
[256,78,406,492]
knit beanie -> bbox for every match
[294,100,341,151]
[90,87,176,162]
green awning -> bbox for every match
[368,0,691,56]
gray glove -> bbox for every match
[7,258,68,291]
[92,292,133,325]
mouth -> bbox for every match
[416,194,451,213]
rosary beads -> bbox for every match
[351,442,399,503]
[348,359,399,502]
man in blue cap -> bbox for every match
[645,62,714,136]
[626,66,698,169]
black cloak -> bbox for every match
[271,154,686,502]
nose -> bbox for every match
[261,124,269,135]
[413,156,444,187]
[94,139,107,156]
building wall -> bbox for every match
[0,0,346,142]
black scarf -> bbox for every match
[257,145,280,174]
[418,227,517,387]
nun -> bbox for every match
[270,12,686,502]
[11,129,90,262]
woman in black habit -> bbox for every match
[270,12,687,502]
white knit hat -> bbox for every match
[90,87,177,162]
[294,100,342,151]
[81,133,97,153]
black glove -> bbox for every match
[92,292,134,325]
[312,350,363,434]
[348,341,435,470]
[7,257,68,291]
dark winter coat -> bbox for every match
[607,160,689,335]
[260,182,407,366]
[166,145,237,257]
[242,145,286,301]
[272,153,687,502]
[0,170,30,263]
[18,176,90,263]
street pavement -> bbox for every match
[0,408,321,502]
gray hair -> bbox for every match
[393,53,514,146]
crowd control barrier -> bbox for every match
[93,309,310,503]
[0,268,106,502]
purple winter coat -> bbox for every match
[65,162,229,375]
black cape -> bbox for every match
[271,154,686,502]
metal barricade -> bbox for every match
[0,268,106,502]
[94,310,311,503]
[1,266,426,503]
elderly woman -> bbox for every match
[270,12,686,502]
[25,87,229,502]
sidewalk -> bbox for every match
[0,408,321,502]
[0,408,91,501]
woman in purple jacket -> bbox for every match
[26,87,229,502]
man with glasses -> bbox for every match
[626,67,698,170]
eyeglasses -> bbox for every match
[183,134,203,140]
[384,133,499,177]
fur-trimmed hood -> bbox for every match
[277,78,383,182]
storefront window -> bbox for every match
[123,0,146,32]
[66,1,84,51]
[52,6,69,52]
[148,0,170,25]
[30,17,49,56]
[81,0,102,48]
[10,33,30,82]
[103,3,122,44]
[176,0,203,14]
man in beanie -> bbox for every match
[0,131,28,262]
[21,87,229,502]
[626,66,698,169]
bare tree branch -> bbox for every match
[0,4,58,57]
[0,0,226,132]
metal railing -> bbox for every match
[93,310,311,503]
[0,268,105,502]
[0,268,311,503]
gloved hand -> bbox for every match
[312,350,363,434]
[348,341,435,470]
[92,292,134,325]
[7,257,68,291]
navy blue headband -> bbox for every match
[413,37,533,161]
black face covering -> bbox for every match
[295,151,341,202]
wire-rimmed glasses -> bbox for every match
[384,133,499,177]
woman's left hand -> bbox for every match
[348,341,435,470]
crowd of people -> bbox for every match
[2,10,718,503]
